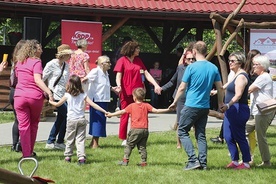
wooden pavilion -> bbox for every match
[0,0,276,109]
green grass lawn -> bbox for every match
[0,111,14,124]
[1,127,276,184]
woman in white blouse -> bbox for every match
[43,44,72,150]
[83,55,116,148]
[248,55,275,167]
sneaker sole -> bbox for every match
[184,164,201,170]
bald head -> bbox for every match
[193,41,207,56]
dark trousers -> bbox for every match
[150,85,158,108]
[223,103,251,162]
[124,129,149,163]
[9,87,19,147]
[47,101,67,144]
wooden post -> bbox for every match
[102,17,129,42]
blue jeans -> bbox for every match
[47,101,67,144]
[178,106,209,167]
[150,85,158,108]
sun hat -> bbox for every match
[56,44,72,57]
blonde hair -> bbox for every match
[17,39,41,63]
[11,40,26,68]
[132,88,146,101]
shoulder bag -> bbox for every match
[256,98,276,114]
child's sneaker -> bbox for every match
[118,159,128,166]
[65,156,71,163]
[121,140,127,146]
[78,159,86,165]
[137,162,147,167]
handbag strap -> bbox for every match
[53,62,66,88]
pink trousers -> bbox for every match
[14,96,44,157]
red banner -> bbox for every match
[61,20,102,69]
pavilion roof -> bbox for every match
[1,0,274,15]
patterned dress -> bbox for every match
[69,51,90,78]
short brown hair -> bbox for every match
[132,88,145,101]
[120,41,139,57]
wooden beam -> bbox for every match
[210,13,276,29]
[226,26,249,53]
[212,19,228,84]
[221,0,246,33]
[207,0,245,61]
[171,24,193,49]
[142,24,163,52]
[102,17,129,42]
[220,19,245,57]
[44,25,61,47]
[41,16,51,46]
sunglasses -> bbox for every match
[228,60,239,63]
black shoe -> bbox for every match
[210,137,224,144]
[15,142,22,152]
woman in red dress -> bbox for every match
[114,41,162,145]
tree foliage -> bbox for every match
[0,18,242,54]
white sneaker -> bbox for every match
[55,143,66,150]
[121,140,127,146]
[45,143,55,149]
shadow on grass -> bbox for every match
[147,140,176,146]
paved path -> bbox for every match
[0,112,275,146]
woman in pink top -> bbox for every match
[114,41,162,145]
[149,61,162,108]
[69,38,90,91]
[14,40,53,158]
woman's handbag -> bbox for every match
[256,98,276,114]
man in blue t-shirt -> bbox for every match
[169,41,224,170]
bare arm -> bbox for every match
[86,96,107,114]
[84,60,90,75]
[151,107,171,113]
[0,61,8,73]
[144,70,161,94]
[49,96,67,107]
[178,53,185,65]
[214,81,224,108]
[34,73,54,101]
[220,75,248,112]
[168,82,187,109]
[248,84,259,94]
[106,109,126,118]
[144,70,159,87]
[115,72,122,93]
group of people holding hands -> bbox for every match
[2,37,275,170]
